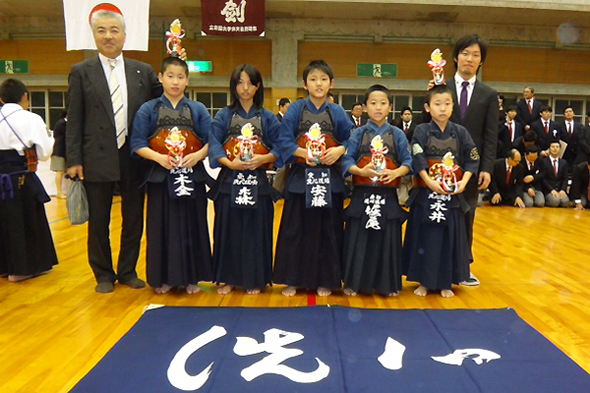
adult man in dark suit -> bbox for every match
[577,117,590,164]
[571,156,590,210]
[559,105,584,169]
[531,105,561,156]
[521,145,545,207]
[349,102,367,129]
[516,86,542,131]
[398,106,416,142]
[447,34,499,286]
[489,149,525,207]
[276,97,290,122]
[540,141,569,207]
[66,10,177,293]
[498,105,523,158]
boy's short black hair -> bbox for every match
[401,106,413,115]
[525,145,539,154]
[540,104,553,113]
[278,97,290,108]
[0,78,28,104]
[160,56,189,76]
[506,104,518,112]
[563,105,574,114]
[425,84,452,105]
[524,130,537,142]
[498,94,504,100]
[453,34,488,70]
[550,140,561,147]
[362,84,392,106]
[302,60,334,83]
[229,63,264,110]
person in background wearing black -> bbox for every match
[50,110,67,199]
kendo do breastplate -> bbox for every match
[353,129,401,187]
[295,105,340,164]
[148,104,204,155]
[222,112,271,169]
[414,130,464,187]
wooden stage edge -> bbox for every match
[1,197,590,392]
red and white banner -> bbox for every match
[63,0,151,51]
[201,0,265,37]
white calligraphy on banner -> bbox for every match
[166,326,501,391]
[221,0,246,23]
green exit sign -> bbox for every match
[187,61,212,73]
[357,63,397,78]
[1,60,29,74]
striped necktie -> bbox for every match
[108,59,126,149]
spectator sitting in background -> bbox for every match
[541,141,569,207]
[489,148,525,208]
[521,145,545,207]
[571,155,590,210]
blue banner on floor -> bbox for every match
[72,307,590,392]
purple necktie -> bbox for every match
[460,81,469,123]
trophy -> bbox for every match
[236,123,259,161]
[164,126,187,167]
[305,123,327,165]
[166,19,185,57]
[428,48,446,85]
[428,152,461,193]
[370,135,388,182]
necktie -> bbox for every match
[568,123,572,137]
[506,166,512,185]
[460,81,469,123]
[509,122,513,142]
[528,100,533,115]
[553,159,558,177]
[544,121,549,135]
[108,59,126,149]
[404,123,409,132]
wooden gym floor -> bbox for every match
[1,196,589,392]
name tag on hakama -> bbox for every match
[231,171,259,208]
[305,168,331,208]
[168,168,196,199]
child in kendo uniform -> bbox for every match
[131,57,213,294]
[273,60,354,297]
[402,84,479,298]
[341,84,412,297]
[208,64,282,295]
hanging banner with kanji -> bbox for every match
[201,0,265,37]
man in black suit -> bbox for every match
[516,86,542,131]
[276,97,290,122]
[571,156,590,210]
[349,102,367,129]
[489,149,525,208]
[521,145,545,207]
[398,106,417,142]
[531,105,562,156]
[447,34,499,285]
[541,141,569,207]
[577,116,590,164]
[498,105,523,158]
[559,105,584,169]
[66,10,174,293]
